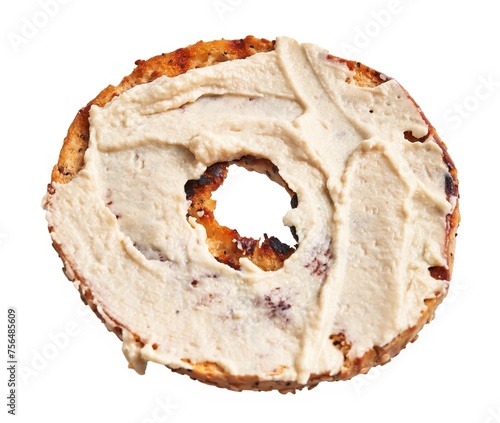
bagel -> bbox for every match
[43,36,460,393]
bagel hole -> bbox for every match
[212,165,296,247]
[184,156,298,271]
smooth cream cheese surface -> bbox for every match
[46,37,454,383]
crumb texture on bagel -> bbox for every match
[45,36,459,392]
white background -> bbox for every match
[1,1,499,422]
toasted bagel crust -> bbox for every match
[51,36,275,185]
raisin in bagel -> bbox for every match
[44,36,459,393]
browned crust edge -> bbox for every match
[46,36,460,393]
[50,36,275,185]
[185,156,297,272]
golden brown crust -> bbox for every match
[171,295,444,393]
[185,156,297,271]
[50,36,275,185]
[47,36,460,393]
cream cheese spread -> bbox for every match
[45,37,455,384]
